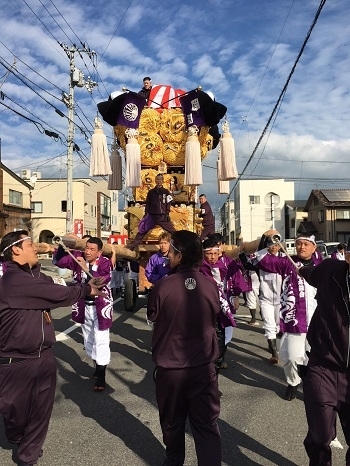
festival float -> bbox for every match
[36,82,239,311]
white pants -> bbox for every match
[224,326,234,346]
[82,304,111,366]
[246,272,260,309]
[279,332,309,387]
[260,302,280,340]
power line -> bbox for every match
[2,92,67,141]
[0,54,93,140]
[98,0,134,65]
[245,0,296,117]
[21,0,64,49]
[2,7,96,134]
[0,41,64,94]
[0,43,95,136]
[227,0,327,199]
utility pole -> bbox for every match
[59,43,97,232]
[227,199,231,245]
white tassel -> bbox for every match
[125,128,141,187]
[184,125,202,186]
[108,145,123,190]
[89,117,112,176]
[219,120,238,181]
[217,158,229,194]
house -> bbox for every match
[28,174,127,244]
[0,163,32,237]
[303,189,350,243]
[233,179,294,244]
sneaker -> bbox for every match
[220,361,228,369]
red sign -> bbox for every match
[74,219,84,238]
[108,234,128,245]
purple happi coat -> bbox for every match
[55,252,113,330]
[254,249,322,333]
[226,259,249,312]
[200,258,236,328]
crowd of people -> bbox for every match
[1,188,350,465]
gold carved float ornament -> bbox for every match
[97,84,230,241]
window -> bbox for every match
[338,233,350,243]
[31,201,43,213]
[9,189,23,206]
[336,210,350,220]
[318,210,324,223]
[99,192,111,231]
[61,200,73,213]
[249,195,260,205]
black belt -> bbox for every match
[0,357,27,364]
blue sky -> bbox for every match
[0,0,349,215]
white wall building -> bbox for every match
[220,199,235,244]
[26,173,127,243]
[234,179,294,243]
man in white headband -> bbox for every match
[252,232,322,401]
[0,230,104,466]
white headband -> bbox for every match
[170,241,181,253]
[1,236,31,254]
[295,235,316,245]
[203,247,220,251]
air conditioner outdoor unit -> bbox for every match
[21,169,31,179]
[32,171,42,179]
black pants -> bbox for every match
[156,363,221,466]
[214,320,227,373]
[132,214,176,248]
[0,348,56,465]
[200,224,215,241]
[303,365,350,466]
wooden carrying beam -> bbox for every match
[34,229,279,262]
[34,235,138,261]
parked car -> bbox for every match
[315,241,339,259]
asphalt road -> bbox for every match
[0,263,347,465]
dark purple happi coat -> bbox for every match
[180,90,206,128]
